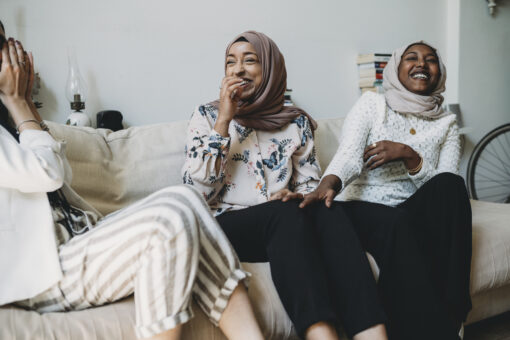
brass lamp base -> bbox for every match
[71,101,85,111]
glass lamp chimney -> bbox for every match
[65,47,87,112]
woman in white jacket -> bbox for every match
[0,26,264,340]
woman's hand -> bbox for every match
[0,38,40,130]
[0,38,41,121]
[299,174,342,208]
[0,39,30,106]
[215,76,245,136]
[364,140,421,172]
[269,188,304,202]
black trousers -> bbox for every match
[326,173,472,340]
[216,199,386,338]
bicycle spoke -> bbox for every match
[475,173,510,187]
[477,192,509,202]
[487,141,510,176]
[475,179,510,183]
[476,185,510,192]
[504,132,510,151]
[484,142,510,174]
[477,190,510,199]
[496,134,510,165]
[476,162,510,180]
[476,183,510,191]
[467,125,510,202]
[478,191,509,199]
[478,153,510,178]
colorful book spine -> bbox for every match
[358,68,384,78]
[356,53,391,64]
[358,62,388,70]
[357,52,390,91]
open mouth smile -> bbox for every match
[240,79,252,87]
[410,71,430,80]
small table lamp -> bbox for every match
[65,47,91,127]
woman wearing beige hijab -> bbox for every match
[302,42,472,340]
[183,31,389,340]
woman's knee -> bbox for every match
[149,203,200,249]
[265,199,304,219]
[312,202,354,235]
[429,173,470,208]
[430,172,466,190]
[264,200,311,233]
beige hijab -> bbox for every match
[383,41,448,119]
[210,31,317,131]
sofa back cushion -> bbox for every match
[47,118,344,215]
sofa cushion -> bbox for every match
[48,121,189,215]
[47,118,346,215]
[470,199,510,294]
[47,121,510,295]
[313,118,344,171]
[0,297,137,339]
[0,263,300,340]
[43,120,510,332]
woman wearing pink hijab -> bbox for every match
[183,31,388,340]
[302,42,472,340]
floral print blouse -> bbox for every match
[182,104,321,215]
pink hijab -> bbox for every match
[383,41,448,119]
[210,31,317,131]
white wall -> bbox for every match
[0,0,447,126]
[458,0,510,177]
[445,0,460,104]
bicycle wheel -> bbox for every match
[467,123,510,203]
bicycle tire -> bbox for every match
[467,123,510,202]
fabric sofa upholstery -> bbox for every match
[1,119,509,340]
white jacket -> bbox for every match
[0,125,100,305]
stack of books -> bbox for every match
[356,53,391,94]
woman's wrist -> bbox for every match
[320,174,342,193]
[1,96,28,112]
[214,118,231,137]
[402,145,422,173]
[16,120,42,133]
[5,99,38,127]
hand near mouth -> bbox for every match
[215,76,245,137]
[230,81,246,100]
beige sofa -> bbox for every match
[1,118,509,340]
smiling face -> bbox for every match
[398,43,441,95]
[225,41,263,101]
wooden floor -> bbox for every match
[465,312,510,340]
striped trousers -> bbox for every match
[15,185,248,339]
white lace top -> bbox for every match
[182,104,321,215]
[323,92,460,206]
